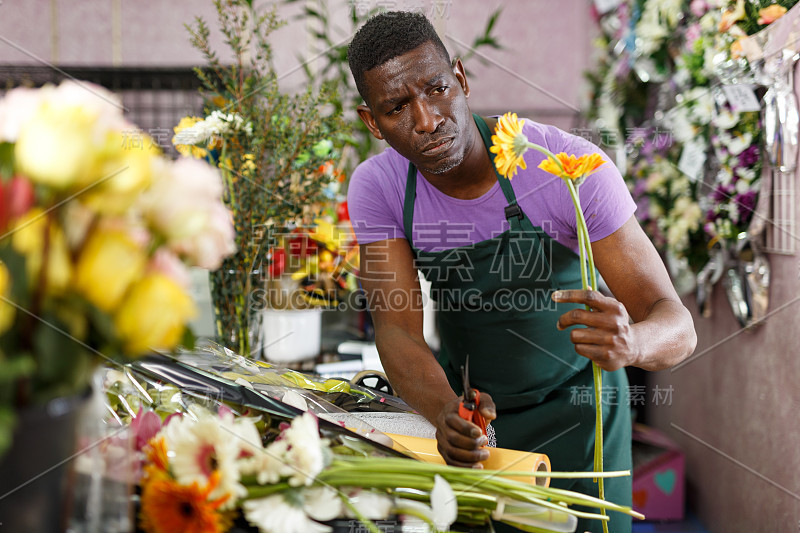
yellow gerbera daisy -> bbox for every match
[538,152,605,184]
[490,112,530,179]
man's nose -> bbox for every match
[412,100,443,134]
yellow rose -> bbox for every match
[81,131,158,214]
[11,209,72,294]
[114,273,196,355]
[74,228,146,312]
[14,103,100,189]
[0,262,15,334]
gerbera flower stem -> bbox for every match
[565,177,607,533]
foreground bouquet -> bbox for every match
[139,408,643,533]
[491,112,610,532]
[0,80,236,457]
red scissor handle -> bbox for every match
[458,389,487,438]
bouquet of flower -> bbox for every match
[137,407,643,533]
[0,80,236,457]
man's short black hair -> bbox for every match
[348,11,451,105]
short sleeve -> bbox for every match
[347,156,405,245]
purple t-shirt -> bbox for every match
[347,118,636,253]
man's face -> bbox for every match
[357,41,473,175]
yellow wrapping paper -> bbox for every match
[386,433,551,487]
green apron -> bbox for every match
[403,115,632,533]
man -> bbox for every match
[346,11,696,533]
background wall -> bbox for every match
[0,0,596,130]
[3,1,797,531]
[649,251,800,531]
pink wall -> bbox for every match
[0,0,595,131]
[648,218,800,527]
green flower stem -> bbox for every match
[524,142,564,173]
[565,177,607,533]
[318,457,643,520]
[243,482,292,500]
[328,458,629,479]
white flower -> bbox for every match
[735,179,750,194]
[240,439,291,485]
[649,203,665,219]
[699,12,718,33]
[714,109,741,130]
[140,157,236,269]
[688,89,714,125]
[735,166,756,182]
[303,487,343,522]
[635,21,668,55]
[283,413,326,487]
[244,494,332,533]
[431,475,457,531]
[718,169,733,186]
[665,107,695,143]
[394,499,434,533]
[727,133,753,156]
[160,410,248,509]
[672,177,692,195]
[0,86,51,142]
[345,490,393,520]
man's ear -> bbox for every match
[452,58,470,98]
[357,104,384,140]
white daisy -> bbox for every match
[161,410,247,509]
[244,494,331,533]
[282,413,326,487]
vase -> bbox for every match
[0,392,89,533]
[258,308,323,363]
[209,254,265,358]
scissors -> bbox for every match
[458,355,487,438]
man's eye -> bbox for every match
[387,104,405,116]
[433,86,448,94]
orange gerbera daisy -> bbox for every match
[538,152,606,184]
[140,472,230,533]
[490,112,530,179]
[145,437,170,475]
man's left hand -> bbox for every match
[552,289,639,372]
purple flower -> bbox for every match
[736,190,758,223]
[712,184,733,203]
[737,145,759,168]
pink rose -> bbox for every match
[690,0,709,17]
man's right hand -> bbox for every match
[435,393,497,468]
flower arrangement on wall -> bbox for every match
[586,0,798,323]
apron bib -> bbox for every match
[403,114,632,533]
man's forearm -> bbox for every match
[375,324,458,424]
[631,298,697,371]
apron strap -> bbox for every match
[403,161,417,244]
[473,114,536,234]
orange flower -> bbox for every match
[490,112,529,179]
[719,0,745,32]
[731,38,745,59]
[145,437,170,475]
[538,152,606,183]
[758,4,787,25]
[140,472,230,533]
